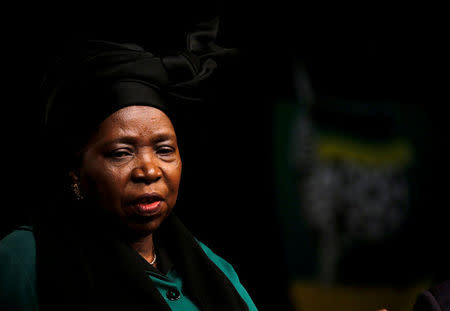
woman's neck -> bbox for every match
[129,233,156,264]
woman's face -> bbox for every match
[78,106,182,234]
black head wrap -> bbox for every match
[41,16,235,165]
[33,17,249,311]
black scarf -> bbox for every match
[33,210,249,311]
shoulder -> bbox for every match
[0,226,38,311]
[196,240,240,282]
[0,226,36,271]
[0,225,36,265]
[1,225,35,251]
[413,280,450,311]
[196,240,258,311]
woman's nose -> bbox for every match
[131,155,162,183]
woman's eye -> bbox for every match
[157,146,175,155]
[109,149,132,158]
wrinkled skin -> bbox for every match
[74,106,182,255]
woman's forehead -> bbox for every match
[107,106,172,127]
[94,106,176,142]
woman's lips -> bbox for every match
[129,193,164,216]
[134,200,162,215]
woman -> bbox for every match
[0,17,257,311]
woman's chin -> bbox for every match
[124,217,165,236]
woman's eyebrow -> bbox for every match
[101,136,139,146]
[151,133,176,143]
[101,133,176,146]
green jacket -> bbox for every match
[0,226,257,311]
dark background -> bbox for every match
[0,2,447,310]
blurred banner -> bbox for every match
[274,62,433,311]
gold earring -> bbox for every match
[69,171,84,200]
[72,181,84,200]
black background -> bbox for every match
[0,2,447,310]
